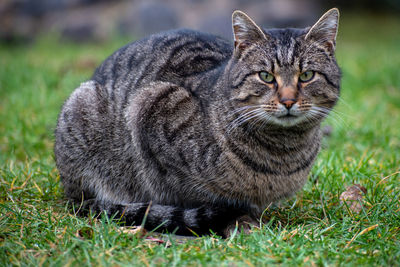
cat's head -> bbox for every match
[227,8,341,130]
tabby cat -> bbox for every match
[55,8,341,236]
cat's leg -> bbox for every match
[55,80,106,202]
[80,198,249,237]
[56,80,136,204]
[123,81,208,207]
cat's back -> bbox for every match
[92,29,232,98]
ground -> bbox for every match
[0,12,399,266]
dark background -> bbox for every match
[1,0,399,43]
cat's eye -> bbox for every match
[259,71,275,83]
[299,71,315,82]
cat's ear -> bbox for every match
[232,10,267,52]
[305,8,339,53]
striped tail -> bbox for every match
[79,200,248,236]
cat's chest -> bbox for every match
[200,134,320,207]
[223,151,311,204]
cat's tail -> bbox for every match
[78,199,248,236]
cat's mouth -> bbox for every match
[278,114,300,122]
[276,112,299,119]
[272,113,306,127]
[282,114,296,118]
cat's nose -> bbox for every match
[280,98,296,109]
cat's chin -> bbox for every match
[270,115,310,128]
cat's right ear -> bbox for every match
[232,11,267,54]
[305,8,339,54]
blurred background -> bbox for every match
[1,0,399,43]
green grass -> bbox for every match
[1,13,400,266]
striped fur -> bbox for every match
[55,9,341,236]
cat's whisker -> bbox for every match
[228,104,273,117]
[324,106,353,122]
[304,111,322,125]
[234,109,265,128]
[307,107,344,129]
[228,105,267,123]
[308,108,327,120]
[312,106,346,127]
[227,105,257,117]
[259,113,274,130]
[247,109,269,131]
[336,97,353,111]
[327,112,349,128]
[227,107,269,134]
[230,108,263,127]
[248,107,275,131]
[311,107,330,116]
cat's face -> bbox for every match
[227,9,341,129]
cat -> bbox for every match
[54,8,341,237]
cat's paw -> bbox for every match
[70,198,99,216]
[223,215,259,238]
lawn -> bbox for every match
[1,13,400,266]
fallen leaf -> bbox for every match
[145,236,168,245]
[120,226,196,246]
[120,226,147,238]
[340,184,367,213]
[75,226,94,240]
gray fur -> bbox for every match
[55,9,341,236]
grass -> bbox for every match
[1,12,400,266]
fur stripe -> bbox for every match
[226,139,279,175]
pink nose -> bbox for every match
[280,98,296,109]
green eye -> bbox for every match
[259,71,275,83]
[299,71,315,82]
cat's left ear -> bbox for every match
[232,10,267,53]
[305,8,339,54]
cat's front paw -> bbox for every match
[223,215,259,238]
